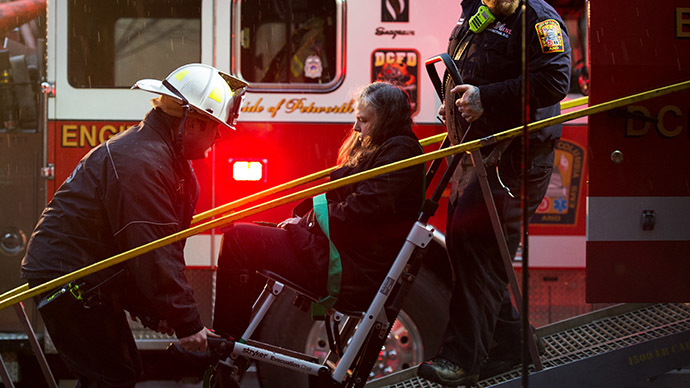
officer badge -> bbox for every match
[304,55,323,79]
[535,19,564,53]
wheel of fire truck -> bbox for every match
[254,238,452,388]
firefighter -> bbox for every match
[211,82,425,377]
[20,63,247,387]
[417,0,571,386]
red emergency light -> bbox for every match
[229,159,266,182]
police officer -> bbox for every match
[417,0,570,386]
[21,64,247,388]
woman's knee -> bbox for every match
[218,224,244,268]
[218,223,264,269]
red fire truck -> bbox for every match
[1,0,686,387]
[0,0,587,385]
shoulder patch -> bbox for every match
[535,19,564,53]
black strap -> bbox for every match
[162,79,191,157]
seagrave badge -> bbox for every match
[535,19,564,53]
[381,0,409,22]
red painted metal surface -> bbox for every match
[586,1,690,302]
[0,0,46,35]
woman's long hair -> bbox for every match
[337,82,413,166]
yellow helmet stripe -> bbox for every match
[208,87,222,103]
[174,69,190,81]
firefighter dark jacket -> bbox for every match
[21,108,204,338]
[286,131,425,310]
[445,0,571,145]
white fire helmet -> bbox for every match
[132,63,248,130]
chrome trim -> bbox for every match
[587,196,690,241]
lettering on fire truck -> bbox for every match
[676,8,690,38]
[625,105,688,138]
[373,50,418,67]
[241,98,355,118]
[374,27,415,39]
[61,123,130,148]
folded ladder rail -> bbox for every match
[425,52,544,370]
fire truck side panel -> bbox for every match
[586,0,690,302]
[0,132,43,332]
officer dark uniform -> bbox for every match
[418,0,570,386]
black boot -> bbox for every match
[478,336,545,379]
[418,357,478,387]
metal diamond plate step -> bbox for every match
[131,327,177,350]
[367,303,690,388]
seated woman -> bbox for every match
[213,82,425,339]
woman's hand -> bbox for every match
[277,216,302,228]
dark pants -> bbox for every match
[30,280,142,388]
[438,145,554,373]
[213,223,317,338]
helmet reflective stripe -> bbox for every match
[132,63,248,130]
[208,88,222,103]
[174,70,190,81]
